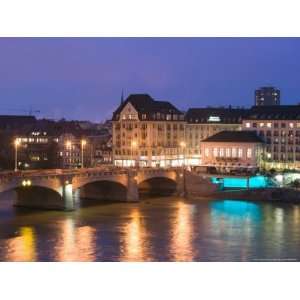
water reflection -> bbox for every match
[55,219,96,261]
[1,196,300,261]
[4,227,37,262]
[120,209,152,261]
[170,202,195,261]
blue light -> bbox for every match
[211,200,261,220]
[211,175,270,189]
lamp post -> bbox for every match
[14,139,20,172]
[131,140,138,168]
[81,139,87,168]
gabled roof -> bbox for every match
[202,130,264,143]
[185,107,249,124]
[112,94,183,121]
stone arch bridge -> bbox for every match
[0,168,190,210]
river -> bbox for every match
[0,192,300,262]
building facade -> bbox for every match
[242,105,300,170]
[255,86,280,106]
[185,107,248,165]
[112,94,186,167]
[200,131,264,172]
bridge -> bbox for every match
[0,167,200,210]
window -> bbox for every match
[259,122,264,128]
[238,148,243,158]
[245,122,250,128]
[213,148,218,157]
[142,114,147,120]
[232,148,237,157]
[205,148,210,157]
[267,123,272,128]
[219,148,224,157]
[289,122,294,128]
[226,148,231,157]
[247,148,252,158]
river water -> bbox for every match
[0,193,300,262]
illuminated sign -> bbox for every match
[208,116,221,122]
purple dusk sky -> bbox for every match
[1,37,300,122]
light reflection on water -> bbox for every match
[4,227,37,262]
[120,209,152,262]
[1,194,300,262]
[54,219,96,262]
[170,202,195,261]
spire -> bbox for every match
[121,89,124,105]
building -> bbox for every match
[89,135,113,166]
[255,86,280,106]
[200,131,264,172]
[242,105,300,170]
[112,94,185,167]
[185,107,248,165]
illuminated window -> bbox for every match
[238,148,243,158]
[247,148,252,158]
[226,148,231,157]
[232,148,237,157]
[213,148,218,157]
[219,148,224,157]
[259,122,264,127]
[245,122,251,128]
[205,148,210,157]
[289,122,294,128]
[267,123,272,128]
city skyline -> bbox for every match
[1,37,300,122]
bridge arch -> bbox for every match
[73,177,128,203]
[138,176,178,198]
[0,178,65,210]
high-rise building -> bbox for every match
[255,86,280,106]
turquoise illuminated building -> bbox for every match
[211,175,274,189]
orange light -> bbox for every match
[14,139,20,147]
[180,141,186,148]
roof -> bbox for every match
[202,130,264,143]
[185,107,249,124]
[246,105,300,120]
[112,94,184,121]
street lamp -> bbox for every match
[131,140,138,167]
[14,139,20,172]
[81,139,87,168]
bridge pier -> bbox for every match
[176,169,185,197]
[62,178,75,211]
[126,171,139,202]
